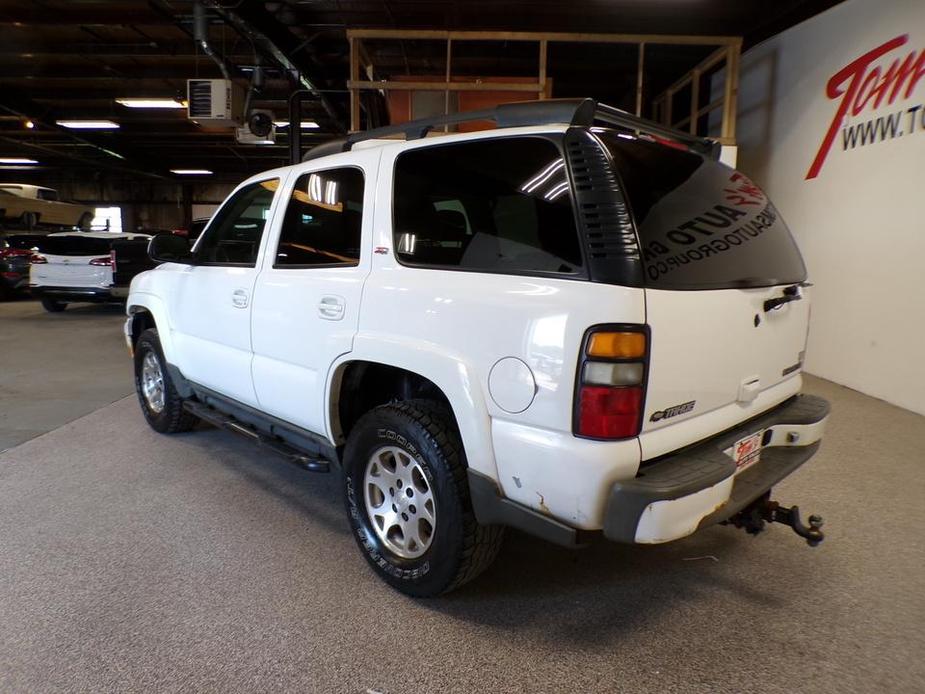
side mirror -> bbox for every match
[148,233,193,264]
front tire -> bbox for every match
[344,399,503,597]
[40,298,66,312]
[133,328,197,434]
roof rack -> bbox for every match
[302,98,720,162]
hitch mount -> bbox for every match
[722,492,825,547]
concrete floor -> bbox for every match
[0,299,132,452]
[0,301,923,693]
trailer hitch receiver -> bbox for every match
[723,493,825,547]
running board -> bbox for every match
[183,400,331,473]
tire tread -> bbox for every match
[136,328,198,434]
[387,399,504,593]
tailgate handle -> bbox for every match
[738,377,761,403]
[764,285,802,312]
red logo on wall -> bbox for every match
[806,34,925,179]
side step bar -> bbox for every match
[183,400,331,473]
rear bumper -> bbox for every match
[602,394,830,544]
[30,285,126,303]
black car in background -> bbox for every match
[170,217,210,241]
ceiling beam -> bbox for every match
[0,45,251,58]
[206,1,347,133]
[0,89,187,179]
[0,7,179,26]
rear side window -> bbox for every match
[600,134,807,289]
[393,137,583,276]
[275,168,364,267]
[195,179,278,266]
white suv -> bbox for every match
[125,99,830,596]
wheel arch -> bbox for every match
[126,294,176,363]
[328,352,498,480]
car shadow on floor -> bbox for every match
[425,531,791,642]
[7,298,127,321]
[177,419,804,645]
[179,422,353,538]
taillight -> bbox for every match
[574,326,648,439]
[89,256,113,266]
[30,254,47,264]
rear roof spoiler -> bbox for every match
[303,98,720,162]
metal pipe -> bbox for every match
[288,89,309,165]
[193,0,231,81]
[243,53,264,120]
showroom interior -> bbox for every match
[0,0,922,691]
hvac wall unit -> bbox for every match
[186,79,244,127]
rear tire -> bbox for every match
[21,212,38,230]
[40,298,66,312]
[343,399,504,597]
[133,328,198,434]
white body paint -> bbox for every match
[127,123,822,540]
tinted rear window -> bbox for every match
[3,235,41,250]
[32,235,115,256]
[600,134,806,289]
[393,137,583,276]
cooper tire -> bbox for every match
[133,328,197,434]
[344,399,504,597]
[40,298,66,312]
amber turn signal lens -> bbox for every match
[587,331,646,358]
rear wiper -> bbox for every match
[764,284,802,312]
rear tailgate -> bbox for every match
[29,233,115,288]
[642,285,809,458]
[601,134,809,459]
[32,253,111,288]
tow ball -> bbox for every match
[723,492,825,547]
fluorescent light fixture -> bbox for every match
[56,119,119,129]
[170,168,212,175]
[0,157,38,164]
[116,98,185,109]
[273,120,320,129]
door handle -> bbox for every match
[231,289,249,309]
[318,295,345,320]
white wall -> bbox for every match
[733,0,925,415]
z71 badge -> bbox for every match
[650,400,696,422]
